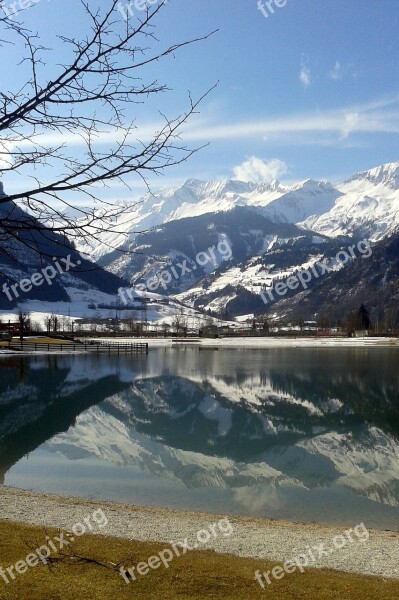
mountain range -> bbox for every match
[93,161,399,323]
[1,161,399,324]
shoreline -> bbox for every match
[2,336,399,355]
[1,485,398,580]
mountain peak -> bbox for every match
[180,178,255,199]
[288,178,335,194]
[346,161,399,190]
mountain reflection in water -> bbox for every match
[1,347,399,528]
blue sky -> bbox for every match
[2,0,399,200]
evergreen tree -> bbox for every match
[357,304,371,330]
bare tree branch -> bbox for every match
[0,0,217,262]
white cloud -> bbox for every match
[299,57,311,88]
[232,157,288,183]
[340,112,360,139]
[329,61,342,81]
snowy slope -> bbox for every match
[78,178,335,261]
[301,162,399,240]
[77,162,399,265]
[260,180,341,224]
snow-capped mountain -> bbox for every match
[259,179,341,224]
[301,162,399,240]
[2,160,399,322]
[78,178,289,261]
[91,160,398,320]
[78,161,399,265]
[107,206,329,292]
[346,162,399,190]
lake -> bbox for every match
[1,347,399,530]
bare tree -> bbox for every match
[126,311,137,334]
[44,312,59,334]
[0,1,215,261]
[59,314,70,333]
[172,307,188,336]
[171,313,181,336]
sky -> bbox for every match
[1,0,399,201]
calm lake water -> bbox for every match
[1,347,399,530]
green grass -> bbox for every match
[0,520,398,600]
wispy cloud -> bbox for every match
[299,56,311,88]
[9,93,399,150]
[181,93,399,144]
[232,157,288,183]
[329,61,342,81]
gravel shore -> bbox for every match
[1,485,398,580]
